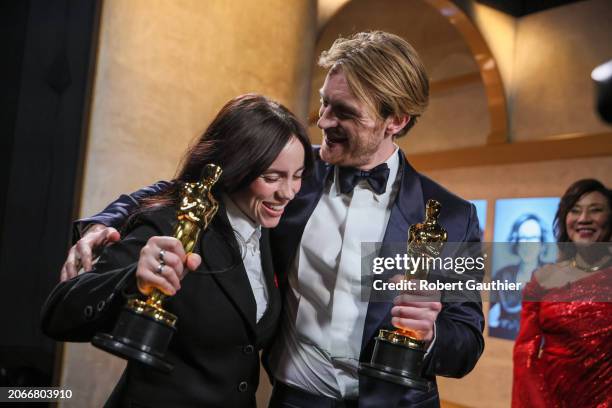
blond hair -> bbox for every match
[319,31,429,137]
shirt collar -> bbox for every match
[223,194,261,243]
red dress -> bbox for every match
[512,269,612,408]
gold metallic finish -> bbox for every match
[378,329,427,349]
[131,163,223,325]
[127,298,177,326]
[378,199,448,344]
[405,199,448,281]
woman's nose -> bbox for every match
[577,210,592,223]
[277,179,296,201]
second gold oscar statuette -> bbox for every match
[360,199,447,390]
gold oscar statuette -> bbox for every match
[360,199,447,390]
[92,164,223,372]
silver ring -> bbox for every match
[158,249,166,264]
[156,263,164,275]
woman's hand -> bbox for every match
[136,236,202,296]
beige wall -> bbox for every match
[61,1,316,406]
[465,0,612,141]
[510,0,612,140]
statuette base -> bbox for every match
[359,330,432,391]
[92,305,176,373]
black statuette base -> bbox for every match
[359,336,432,391]
[92,307,175,373]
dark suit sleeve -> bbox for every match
[72,180,171,241]
[423,203,485,378]
[42,211,170,342]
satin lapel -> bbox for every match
[200,208,257,335]
[361,152,426,352]
[259,229,276,300]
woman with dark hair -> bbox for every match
[41,94,313,407]
[512,179,612,408]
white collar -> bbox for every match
[223,194,261,243]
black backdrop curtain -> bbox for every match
[0,0,101,389]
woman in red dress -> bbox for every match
[512,179,612,408]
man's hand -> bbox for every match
[391,294,441,342]
[60,224,121,282]
[390,275,441,342]
[135,236,202,296]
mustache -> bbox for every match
[324,128,346,141]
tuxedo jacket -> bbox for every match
[42,205,281,407]
[268,148,484,407]
[67,148,484,407]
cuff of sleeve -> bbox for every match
[72,219,107,244]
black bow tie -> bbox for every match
[338,163,390,195]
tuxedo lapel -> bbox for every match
[270,148,332,288]
[259,229,276,298]
[199,208,257,335]
[361,152,426,353]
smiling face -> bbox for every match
[230,136,305,228]
[566,191,611,243]
[317,68,406,170]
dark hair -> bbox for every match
[554,178,612,244]
[508,213,546,255]
[139,93,313,210]
[126,95,312,272]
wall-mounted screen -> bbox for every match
[488,197,560,340]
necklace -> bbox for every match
[571,256,611,273]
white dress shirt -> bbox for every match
[270,147,401,398]
[224,196,268,322]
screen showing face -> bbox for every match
[488,197,560,340]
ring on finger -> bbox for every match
[156,263,164,275]
[158,249,166,264]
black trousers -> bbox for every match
[268,381,358,408]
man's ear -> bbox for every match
[385,115,410,137]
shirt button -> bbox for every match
[238,381,248,392]
[243,345,254,354]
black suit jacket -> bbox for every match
[42,205,281,407]
[68,148,485,407]
[268,148,485,407]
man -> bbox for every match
[62,31,484,407]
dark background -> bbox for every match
[0,0,101,391]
